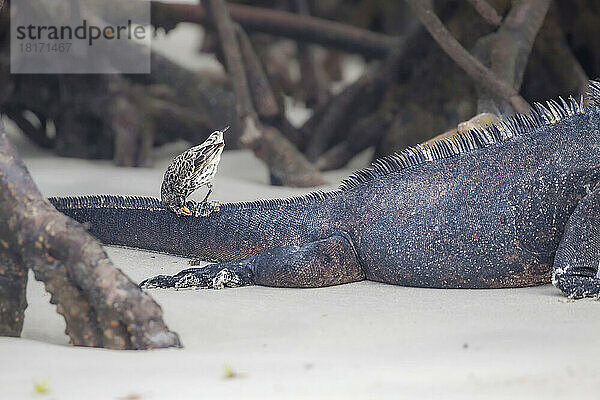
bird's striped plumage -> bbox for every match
[161,128,227,215]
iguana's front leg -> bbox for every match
[553,186,600,298]
[139,232,365,289]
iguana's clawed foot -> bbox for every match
[168,200,220,217]
[187,200,220,217]
[139,264,252,290]
[198,201,220,217]
[552,273,600,299]
[139,274,176,289]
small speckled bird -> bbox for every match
[161,127,228,216]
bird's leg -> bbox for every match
[183,199,220,218]
[201,184,213,203]
[197,183,220,217]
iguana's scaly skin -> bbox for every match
[50,81,600,298]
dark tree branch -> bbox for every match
[0,31,238,161]
[304,74,371,161]
[4,108,54,149]
[496,0,551,88]
[110,82,155,167]
[0,127,181,349]
[315,101,396,171]
[235,24,280,121]
[151,1,401,57]
[206,0,256,130]
[206,0,325,187]
[466,0,503,26]
[142,52,239,145]
[532,5,589,96]
[405,0,531,114]
[474,0,551,113]
[0,250,27,337]
[290,0,329,108]
[235,24,304,148]
[303,23,418,161]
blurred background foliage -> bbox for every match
[0,0,598,185]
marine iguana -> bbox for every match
[49,81,600,299]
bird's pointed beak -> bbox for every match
[221,125,230,134]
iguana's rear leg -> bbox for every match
[139,232,365,289]
[553,186,600,298]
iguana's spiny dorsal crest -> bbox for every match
[339,80,599,191]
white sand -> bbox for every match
[1,128,600,399]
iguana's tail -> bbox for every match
[49,194,336,262]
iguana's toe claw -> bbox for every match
[199,201,220,217]
[212,268,243,289]
[139,274,176,289]
[141,266,249,290]
[172,268,241,289]
[173,272,211,290]
[172,200,221,218]
[192,201,220,217]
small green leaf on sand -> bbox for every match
[223,366,237,379]
[33,379,50,395]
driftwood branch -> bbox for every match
[151,1,400,57]
[206,0,325,187]
[405,0,531,114]
[424,112,500,144]
[0,127,181,349]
